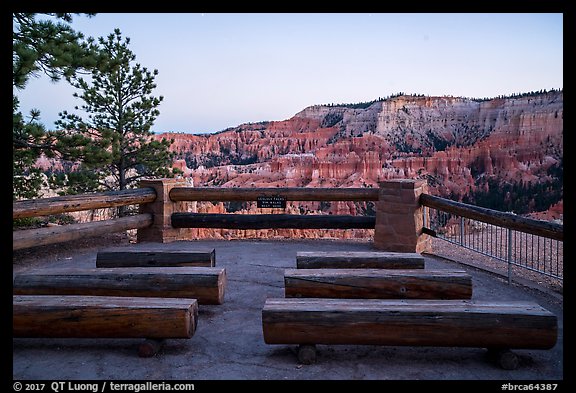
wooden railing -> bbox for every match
[13,188,156,251]
[13,188,156,219]
[420,194,563,242]
[169,187,379,202]
[171,213,375,230]
[170,187,378,230]
[13,181,562,259]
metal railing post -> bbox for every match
[507,228,513,285]
[460,216,465,246]
[423,206,427,228]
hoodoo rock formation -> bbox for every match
[157,91,562,229]
[33,91,562,238]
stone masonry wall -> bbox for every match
[137,178,193,243]
[374,179,431,253]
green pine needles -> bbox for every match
[54,29,179,205]
[13,14,180,209]
[13,13,101,200]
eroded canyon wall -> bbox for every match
[161,91,562,200]
[153,91,562,238]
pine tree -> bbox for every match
[13,98,47,199]
[13,13,99,89]
[13,13,101,200]
[54,29,180,216]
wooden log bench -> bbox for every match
[262,298,558,369]
[96,247,215,268]
[13,267,227,305]
[13,295,199,357]
[284,269,472,299]
[296,251,425,269]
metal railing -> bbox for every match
[421,194,563,283]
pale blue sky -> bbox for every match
[15,13,563,134]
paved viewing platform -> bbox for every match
[12,239,563,381]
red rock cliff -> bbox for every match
[158,91,562,200]
[154,91,566,238]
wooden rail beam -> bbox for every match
[13,188,157,219]
[420,193,563,241]
[169,187,379,202]
[13,214,153,251]
[171,213,376,230]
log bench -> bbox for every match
[296,251,425,269]
[284,269,472,299]
[13,267,227,305]
[96,248,215,268]
[262,298,558,369]
[13,295,199,357]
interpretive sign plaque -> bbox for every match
[257,196,286,209]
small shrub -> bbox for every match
[13,217,43,230]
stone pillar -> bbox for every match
[373,179,431,253]
[137,178,192,243]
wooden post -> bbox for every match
[374,179,431,253]
[137,178,193,243]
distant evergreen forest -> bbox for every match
[460,159,563,215]
[321,88,562,108]
[322,92,422,109]
[469,88,563,102]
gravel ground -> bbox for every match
[12,232,133,270]
[12,235,564,382]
